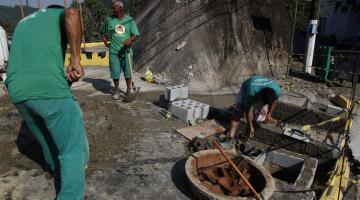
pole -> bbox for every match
[213,140,262,200]
[37,0,41,9]
[64,0,67,7]
[286,0,299,77]
[304,0,322,74]
[78,1,86,48]
[19,0,25,18]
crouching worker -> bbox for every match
[5,5,89,200]
[222,76,281,150]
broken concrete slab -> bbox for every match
[175,119,225,140]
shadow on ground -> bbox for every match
[82,78,113,95]
[15,122,49,172]
[171,158,194,199]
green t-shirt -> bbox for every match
[242,76,281,108]
[5,8,72,104]
[100,15,140,55]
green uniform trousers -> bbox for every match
[15,97,89,200]
[109,52,132,80]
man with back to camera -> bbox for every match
[5,5,89,200]
[222,75,281,149]
[100,0,140,100]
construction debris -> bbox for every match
[198,160,253,197]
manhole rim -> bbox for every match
[185,149,275,200]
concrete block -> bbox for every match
[326,104,346,115]
[294,158,318,190]
[267,151,304,169]
[168,99,210,123]
[250,150,266,165]
[165,85,188,101]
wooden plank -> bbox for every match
[176,119,226,140]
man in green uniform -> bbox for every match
[222,75,281,149]
[100,0,140,100]
[5,5,89,200]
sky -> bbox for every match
[0,0,83,8]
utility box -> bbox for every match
[316,46,333,81]
[0,26,9,81]
[0,26,8,69]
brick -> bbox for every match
[165,85,188,101]
[200,169,218,184]
[218,177,233,192]
[168,99,210,123]
[208,184,224,195]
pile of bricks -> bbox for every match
[198,160,252,197]
[160,85,210,123]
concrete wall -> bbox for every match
[134,0,291,92]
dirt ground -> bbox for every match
[0,90,194,199]
[1,69,360,199]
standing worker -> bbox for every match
[222,75,281,149]
[100,0,140,100]
[5,5,89,200]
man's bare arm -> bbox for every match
[65,8,84,82]
[229,110,241,138]
[101,35,109,47]
[265,100,278,123]
[123,35,138,47]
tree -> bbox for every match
[285,0,313,31]
[72,0,111,41]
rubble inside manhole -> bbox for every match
[198,160,253,197]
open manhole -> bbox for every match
[185,149,275,200]
[262,151,304,183]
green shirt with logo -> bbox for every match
[242,76,281,108]
[100,15,140,55]
[5,8,72,104]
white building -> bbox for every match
[320,0,360,40]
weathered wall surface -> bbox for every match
[134,0,291,91]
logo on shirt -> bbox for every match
[115,24,126,35]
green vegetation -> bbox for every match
[284,0,313,31]
[0,5,37,33]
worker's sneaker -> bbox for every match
[112,90,120,100]
[126,88,131,96]
[221,137,235,150]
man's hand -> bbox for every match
[247,126,255,139]
[67,62,84,83]
[122,38,132,47]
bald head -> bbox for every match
[112,0,123,8]
[112,0,124,17]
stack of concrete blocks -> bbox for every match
[160,85,210,123]
[169,99,210,123]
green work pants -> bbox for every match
[15,97,89,200]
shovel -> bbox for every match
[125,49,140,102]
